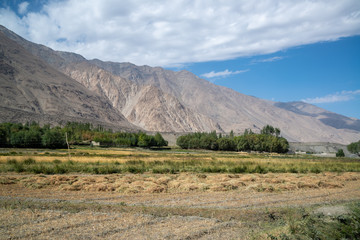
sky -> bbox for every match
[1,0,359,119]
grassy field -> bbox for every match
[1,147,360,239]
[1,147,360,174]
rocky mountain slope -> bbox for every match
[274,101,360,131]
[61,61,222,132]
[0,25,222,133]
[1,25,359,144]
[90,60,360,143]
[0,30,139,131]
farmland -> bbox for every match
[1,147,360,239]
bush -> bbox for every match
[336,149,345,157]
[23,158,36,165]
[7,159,17,164]
[268,203,360,240]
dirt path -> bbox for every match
[1,172,360,239]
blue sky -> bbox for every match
[1,0,360,119]
[183,36,360,119]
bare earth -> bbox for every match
[1,172,360,239]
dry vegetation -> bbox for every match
[1,147,360,239]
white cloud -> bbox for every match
[201,69,249,78]
[252,56,284,63]
[18,2,29,15]
[302,90,360,104]
[0,0,360,66]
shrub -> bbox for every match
[230,166,248,173]
[23,158,36,165]
[336,149,345,157]
[127,166,145,174]
[54,164,68,174]
[7,159,17,164]
[14,163,24,173]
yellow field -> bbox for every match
[1,147,360,239]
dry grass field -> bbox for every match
[1,147,360,239]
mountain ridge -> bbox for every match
[0,25,359,144]
[0,28,140,132]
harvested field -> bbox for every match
[1,172,360,239]
[0,172,359,194]
[1,148,360,239]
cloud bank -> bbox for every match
[302,90,360,104]
[1,0,360,66]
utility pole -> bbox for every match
[65,132,71,161]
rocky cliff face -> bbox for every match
[0,30,139,131]
[61,61,222,132]
[1,25,359,144]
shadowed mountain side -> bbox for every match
[0,31,139,132]
[274,102,360,131]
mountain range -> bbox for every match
[0,25,359,144]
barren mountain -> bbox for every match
[0,30,139,131]
[0,26,222,133]
[1,25,359,144]
[61,61,222,132]
[274,101,360,131]
[90,61,360,143]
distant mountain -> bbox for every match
[0,28,139,131]
[273,101,360,131]
[89,60,360,143]
[1,25,359,144]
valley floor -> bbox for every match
[1,172,360,239]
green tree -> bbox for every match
[229,130,234,138]
[42,128,66,149]
[200,134,218,150]
[24,129,42,148]
[260,125,281,137]
[0,126,8,147]
[154,132,168,147]
[10,130,26,147]
[138,133,155,148]
[243,129,254,135]
[347,140,360,156]
[336,149,345,157]
[275,128,281,137]
[235,135,249,151]
[176,135,189,149]
[217,137,235,151]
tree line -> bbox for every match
[0,122,167,149]
[347,140,360,156]
[176,125,289,153]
